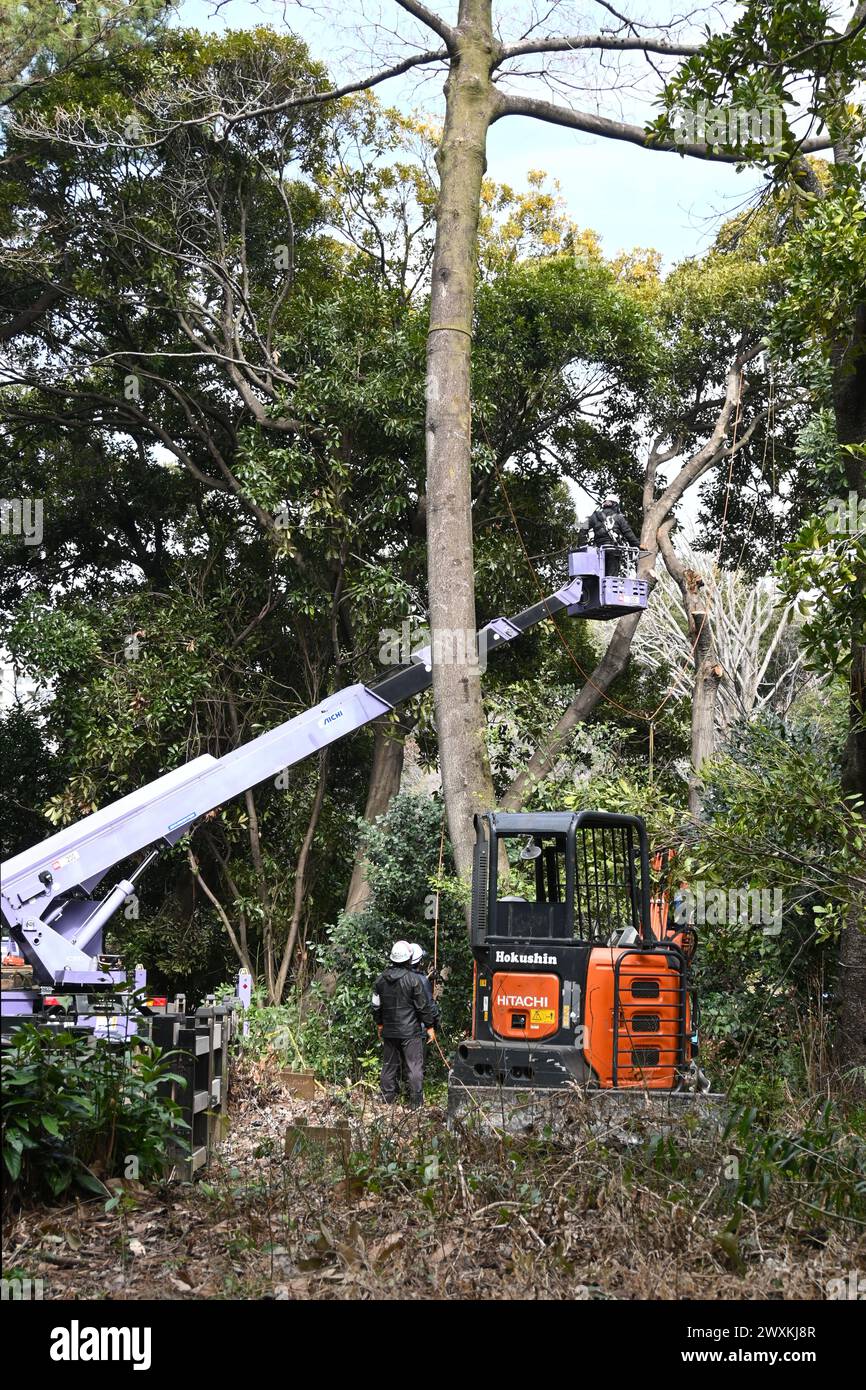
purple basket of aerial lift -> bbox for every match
[566,546,648,620]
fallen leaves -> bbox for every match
[368,1231,404,1267]
[430,1240,456,1265]
[4,1069,861,1304]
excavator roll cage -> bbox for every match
[471,810,651,948]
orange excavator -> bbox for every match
[448,814,712,1118]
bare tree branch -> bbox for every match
[274,750,331,1000]
[187,848,254,975]
[496,34,701,64]
[491,91,834,161]
[0,285,64,343]
[393,0,456,47]
[188,47,451,130]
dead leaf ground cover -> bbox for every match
[3,1056,863,1300]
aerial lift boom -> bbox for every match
[1,547,648,1031]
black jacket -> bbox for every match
[586,504,638,549]
[372,965,436,1040]
[414,969,441,1034]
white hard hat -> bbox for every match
[603,494,619,507]
[390,940,413,964]
[408,942,426,965]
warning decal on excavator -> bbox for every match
[530,1008,556,1025]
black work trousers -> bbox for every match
[603,545,625,576]
[381,1035,425,1106]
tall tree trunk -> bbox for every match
[820,8,866,1096]
[426,0,497,882]
[832,300,866,1096]
[791,123,865,1093]
[688,645,722,816]
[834,301,866,801]
[345,718,407,915]
[658,524,723,816]
[273,750,330,1003]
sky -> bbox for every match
[176,0,767,267]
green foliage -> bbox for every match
[1,18,856,1087]
[651,0,866,172]
[0,705,61,856]
[723,1101,866,1220]
[1,1025,187,1205]
[793,407,843,482]
[642,227,812,566]
[679,712,859,1082]
[473,249,655,495]
[777,461,866,676]
[3,548,368,1001]
[770,181,866,362]
[641,1097,865,1233]
[233,989,310,1069]
[491,693,688,847]
[121,904,235,1003]
[2,36,663,1003]
[344,1123,447,1198]
[1,0,171,100]
[695,713,861,932]
[8,597,102,682]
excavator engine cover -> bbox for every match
[490,972,560,1040]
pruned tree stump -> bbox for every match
[278,1069,319,1100]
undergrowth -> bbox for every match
[1,1025,188,1210]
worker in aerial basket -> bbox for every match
[586,493,639,576]
[371,940,436,1108]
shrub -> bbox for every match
[722,1100,866,1221]
[298,793,472,1082]
[2,1025,188,1207]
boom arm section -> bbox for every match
[2,572,588,985]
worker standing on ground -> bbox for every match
[409,943,440,1036]
[406,943,440,1105]
[586,494,639,575]
[372,941,436,1108]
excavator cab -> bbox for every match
[450,811,696,1102]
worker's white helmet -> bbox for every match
[390,940,413,963]
[603,494,619,507]
[408,942,426,965]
